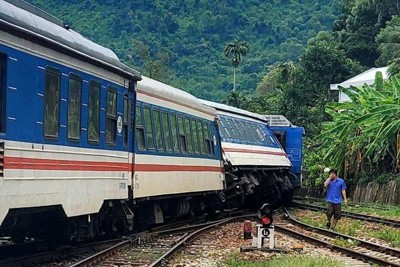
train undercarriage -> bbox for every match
[222,165,295,210]
[0,169,295,244]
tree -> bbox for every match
[131,40,173,82]
[319,73,400,178]
[376,16,400,67]
[224,39,249,91]
[223,91,249,109]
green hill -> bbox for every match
[26,0,339,100]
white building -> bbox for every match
[330,67,389,103]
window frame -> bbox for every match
[143,105,155,151]
[185,117,194,154]
[169,113,180,154]
[67,73,82,142]
[152,107,164,152]
[135,103,146,151]
[177,115,187,154]
[189,118,199,154]
[44,67,61,140]
[106,88,118,145]
[88,80,101,144]
[203,121,212,156]
[162,111,173,153]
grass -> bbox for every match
[224,254,345,267]
[293,209,400,248]
[295,210,362,237]
[345,204,400,220]
[332,237,359,248]
[370,226,400,247]
[299,198,400,220]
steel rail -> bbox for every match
[292,201,400,227]
[148,214,256,267]
[68,213,256,267]
[68,240,131,267]
[281,207,400,267]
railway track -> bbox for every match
[291,201,400,228]
[0,239,123,267]
[277,208,400,267]
[68,213,255,267]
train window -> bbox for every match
[184,118,193,153]
[177,116,187,154]
[153,109,164,151]
[123,96,129,147]
[249,123,260,144]
[197,120,205,155]
[170,114,179,153]
[0,53,6,133]
[240,121,253,143]
[203,122,212,156]
[256,124,267,143]
[143,107,155,150]
[162,112,172,152]
[67,74,81,141]
[106,89,117,145]
[245,122,257,143]
[232,119,245,141]
[217,120,229,139]
[225,118,238,140]
[191,119,199,154]
[44,68,60,139]
[88,82,100,143]
[135,105,145,151]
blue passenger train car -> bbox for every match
[201,100,295,207]
[265,115,304,188]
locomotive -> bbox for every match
[0,0,303,242]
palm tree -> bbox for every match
[224,39,249,91]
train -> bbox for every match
[0,0,303,243]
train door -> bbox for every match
[126,81,136,199]
[0,53,6,133]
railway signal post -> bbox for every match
[252,203,276,249]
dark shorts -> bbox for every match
[326,202,342,219]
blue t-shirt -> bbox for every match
[326,178,347,204]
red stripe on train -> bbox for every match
[134,164,222,172]
[4,157,223,172]
[4,156,131,171]
[223,148,286,156]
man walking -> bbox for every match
[324,169,347,230]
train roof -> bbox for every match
[0,0,141,81]
[200,99,268,123]
[137,77,217,117]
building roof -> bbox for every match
[330,67,389,90]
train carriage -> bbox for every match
[133,77,225,223]
[0,0,141,241]
[201,100,295,207]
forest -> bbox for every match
[26,0,339,100]
[26,0,400,188]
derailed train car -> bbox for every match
[201,100,297,208]
[0,0,302,242]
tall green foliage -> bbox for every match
[224,39,249,92]
[25,0,339,101]
[319,73,400,178]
